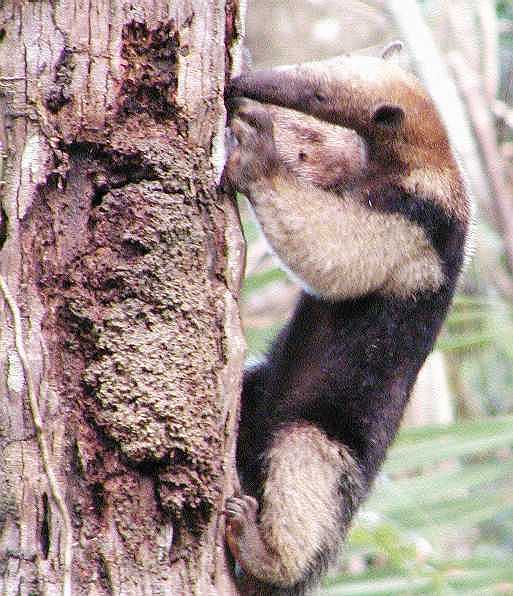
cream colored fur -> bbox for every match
[403,167,470,222]
[247,423,362,587]
[249,175,445,300]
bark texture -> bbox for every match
[0,1,245,594]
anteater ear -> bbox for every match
[372,103,405,128]
[381,40,403,61]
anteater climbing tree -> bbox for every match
[0,1,245,594]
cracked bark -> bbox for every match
[0,1,246,594]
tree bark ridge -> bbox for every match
[0,1,245,594]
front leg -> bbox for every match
[223,98,283,197]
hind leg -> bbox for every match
[225,423,363,590]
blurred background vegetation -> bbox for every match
[241,1,513,593]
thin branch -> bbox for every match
[385,0,492,209]
[0,274,73,596]
[477,0,500,104]
[450,50,513,276]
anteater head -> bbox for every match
[227,46,452,172]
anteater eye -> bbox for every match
[298,151,307,161]
[314,91,326,103]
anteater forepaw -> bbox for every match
[225,494,258,533]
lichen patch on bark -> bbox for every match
[83,182,223,474]
[22,132,227,530]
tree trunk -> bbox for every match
[0,1,246,594]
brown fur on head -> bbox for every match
[227,53,471,223]
[228,54,454,172]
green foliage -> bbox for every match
[497,0,513,21]
[324,417,513,595]
[244,322,283,357]
[435,291,513,414]
[324,560,513,596]
[242,268,288,300]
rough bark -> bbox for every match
[0,1,245,594]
